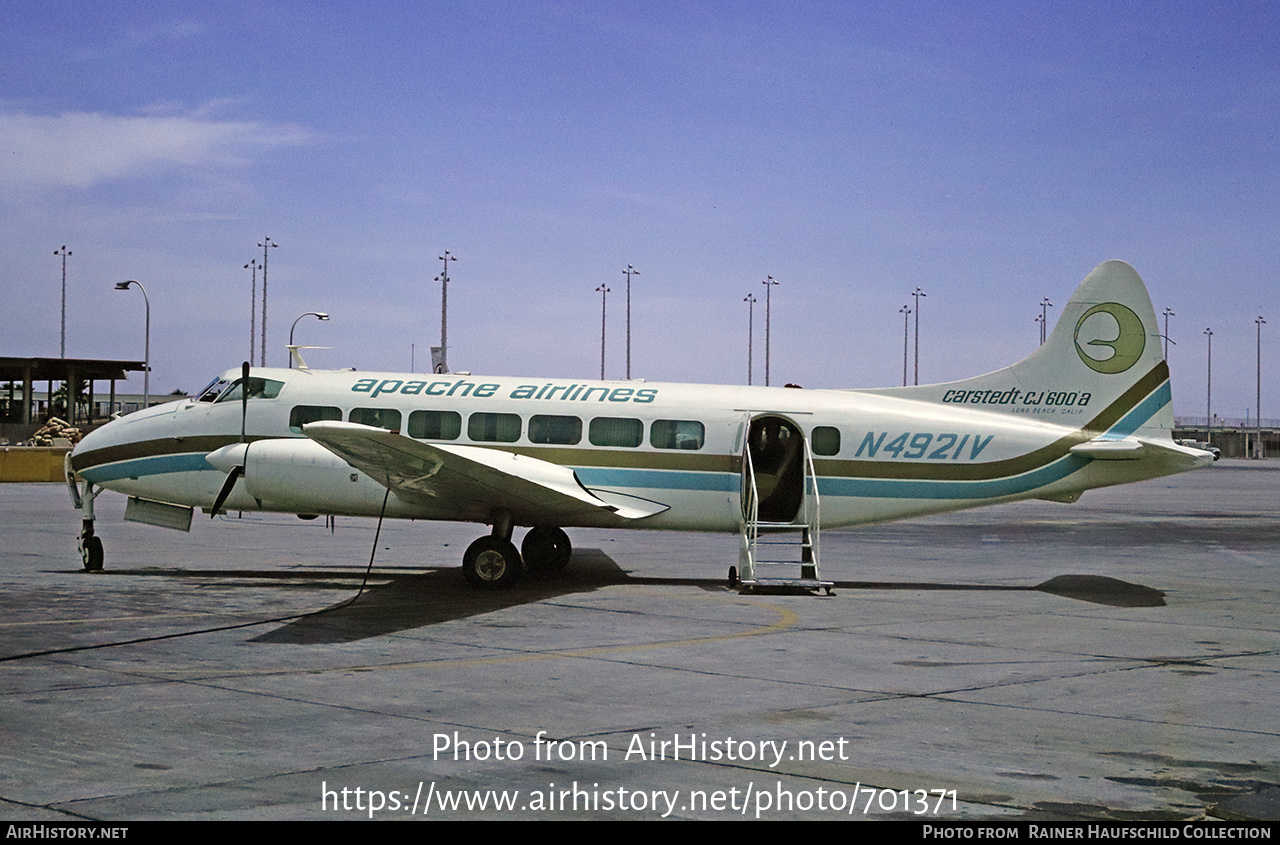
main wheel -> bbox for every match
[81,536,103,572]
[521,526,572,575]
[462,535,523,589]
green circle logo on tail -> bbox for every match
[1074,302,1146,374]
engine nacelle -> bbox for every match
[235,438,409,517]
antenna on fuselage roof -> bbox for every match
[287,345,330,371]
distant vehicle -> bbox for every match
[1176,440,1221,461]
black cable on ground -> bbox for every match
[0,486,394,664]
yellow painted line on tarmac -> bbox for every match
[323,595,801,674]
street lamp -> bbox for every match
[762,276,778,386]
[114,281,149,411]
[623,264,640,379]
[289,312,330,368]
[1039,297,1053,345]
[435,250,456,374]
[596,285,610,380]
[258,238,278,367]
[244,260,259,364]
[55,246,71,358]
[900,304,911,386]
[1162,308,1176,359]
[1204,328,1213,427]
[912,286,926,384]
[744,294,757,385]
[1257,315,1267,458]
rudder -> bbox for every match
[864,261,1173,440]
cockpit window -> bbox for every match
[197,378,230,402]
[215,377,284,403]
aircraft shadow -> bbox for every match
[834,575,1165,608]
[83,557,1164,646]
[248,548,643,644]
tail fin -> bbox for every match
[866,261,1173,440]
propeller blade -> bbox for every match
[240,361,249,443]
[211,465,243,517]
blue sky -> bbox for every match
[2,1,1276,420]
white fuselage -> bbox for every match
[69,365,1205,533]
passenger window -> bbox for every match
[589,417,643,448]
[289,405,342,433]
[407,410,461,440]
[529,414,582,445]
[650,419,705,450]
[811,426,840,456]
[468,412,521,443]
[349,407,402,430]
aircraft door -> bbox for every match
[743,415,806,524]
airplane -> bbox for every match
[66,260,1211,592]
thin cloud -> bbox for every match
[0,108,313,189]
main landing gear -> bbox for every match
[461,512,572,590]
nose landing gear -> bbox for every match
[68,469,104,572]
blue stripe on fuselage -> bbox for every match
[78,453,212,484]
[573,467,739,492]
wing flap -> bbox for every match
[302,421,660,523]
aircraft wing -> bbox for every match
[302,421,667,522]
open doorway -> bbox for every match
[744,415,806,523]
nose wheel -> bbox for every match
[80,530,103,572]
[73,478,104,572]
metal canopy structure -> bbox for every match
[0,356,146,426]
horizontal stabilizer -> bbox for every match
[1069,439,1145,460]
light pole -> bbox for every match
[244,260,259,365]
[900,304,911,386]
[114,281,149,410]
[744,294,757,385]
[623,264,640,379]
[1162,308,1176,359]
[289,312,330,368]
[258,238,277,367]
[596,285,609,380]
[435,250,456,373]
[55,246,71,358]
[1039,297,1053,345]
[1258,315,1267,458]
[1204,328,1213,427]
[762,276,778,386]
[912,286,926,384]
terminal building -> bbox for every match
[0,355,150,440]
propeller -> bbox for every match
[209,362,250,517]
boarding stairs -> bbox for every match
[737,435,832,595]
